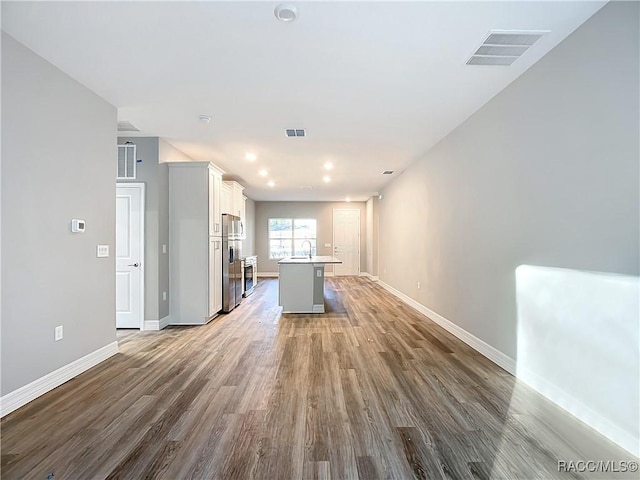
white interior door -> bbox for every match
[333,209,360,276]
[116,184,144,328]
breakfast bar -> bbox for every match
[278,256,342,313]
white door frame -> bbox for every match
[332,208,361,276]
[116,182,145,329]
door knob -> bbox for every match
[128,262,140,267]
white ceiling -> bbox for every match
[2,1,605,201]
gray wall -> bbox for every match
[244,198,256,257]
[378,1,639,360]
[158,140,192,317]
[117,137,192,322]
[1,33,117,395]
[117,137,164,321]
[255,201,367,274]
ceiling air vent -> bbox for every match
[466,30,547,67]
[285,129,306,137]
[117,121,140,132]
[382,170,394,175]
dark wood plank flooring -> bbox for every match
[1,277,635,479]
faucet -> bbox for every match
[301,240,312,259]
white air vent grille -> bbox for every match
[467,30,548,67]
[468,56,518,66]
[285,129,306,137]
[117,143,137,179]
[117,121,140,132]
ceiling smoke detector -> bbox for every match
[274,4,298,22]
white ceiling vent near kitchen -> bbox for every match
[285,129,306,137]
[466,30,548,67]
[117,121,140,132]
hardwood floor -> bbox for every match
[1,277,635,479]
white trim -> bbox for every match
[378,280,516,374]
[258,272,279,278]
[518,366,639,456]
[324,272,335,277]
[143,315,171,331]
[333,208,361,277]
[371,276,379,281]
[116,182,145,330]
[0,341,119,417]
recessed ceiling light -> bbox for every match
[259,169,268,177]
[245,152,257,161]
[323,175,331,183]
[324,162,334,170]
[346,197,351,202]
[268,180,275,187]
[274,4,297,22]
[199,115,211,124]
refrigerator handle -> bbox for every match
[229,246,234,263]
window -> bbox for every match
[269,218,317,259]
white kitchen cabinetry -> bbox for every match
[209,169,223,236]
[169,162,225,325]
[221,182,232,218]
[223,181,246,239]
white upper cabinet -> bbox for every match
[221,182,232,217]
[209,168,223,236]
[222,181,247,239]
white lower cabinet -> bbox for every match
[209,238,223,316]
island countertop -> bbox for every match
[278,256,342,264]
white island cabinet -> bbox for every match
[278,256,342,313]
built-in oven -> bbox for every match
[243,255,257,297]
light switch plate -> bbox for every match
[96,245,109,257]
[324,243,331,248]
[54,325,63,342]
[162,244,167,254]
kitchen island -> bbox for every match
[278,256,342,313]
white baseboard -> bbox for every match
[325,272,335,277]
[359,272,379,281]
[377,280,516,375]
[518,366,639,456]
[0,341,119,417]
[258,272,279,278]
[143,315,171,331]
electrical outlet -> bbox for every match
[417,281,421,290]
[54,325,63,342]
[163,291,167,301]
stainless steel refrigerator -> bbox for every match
[222,214,243,312]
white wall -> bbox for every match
[1,33,118,395]
[378,1,639,453]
